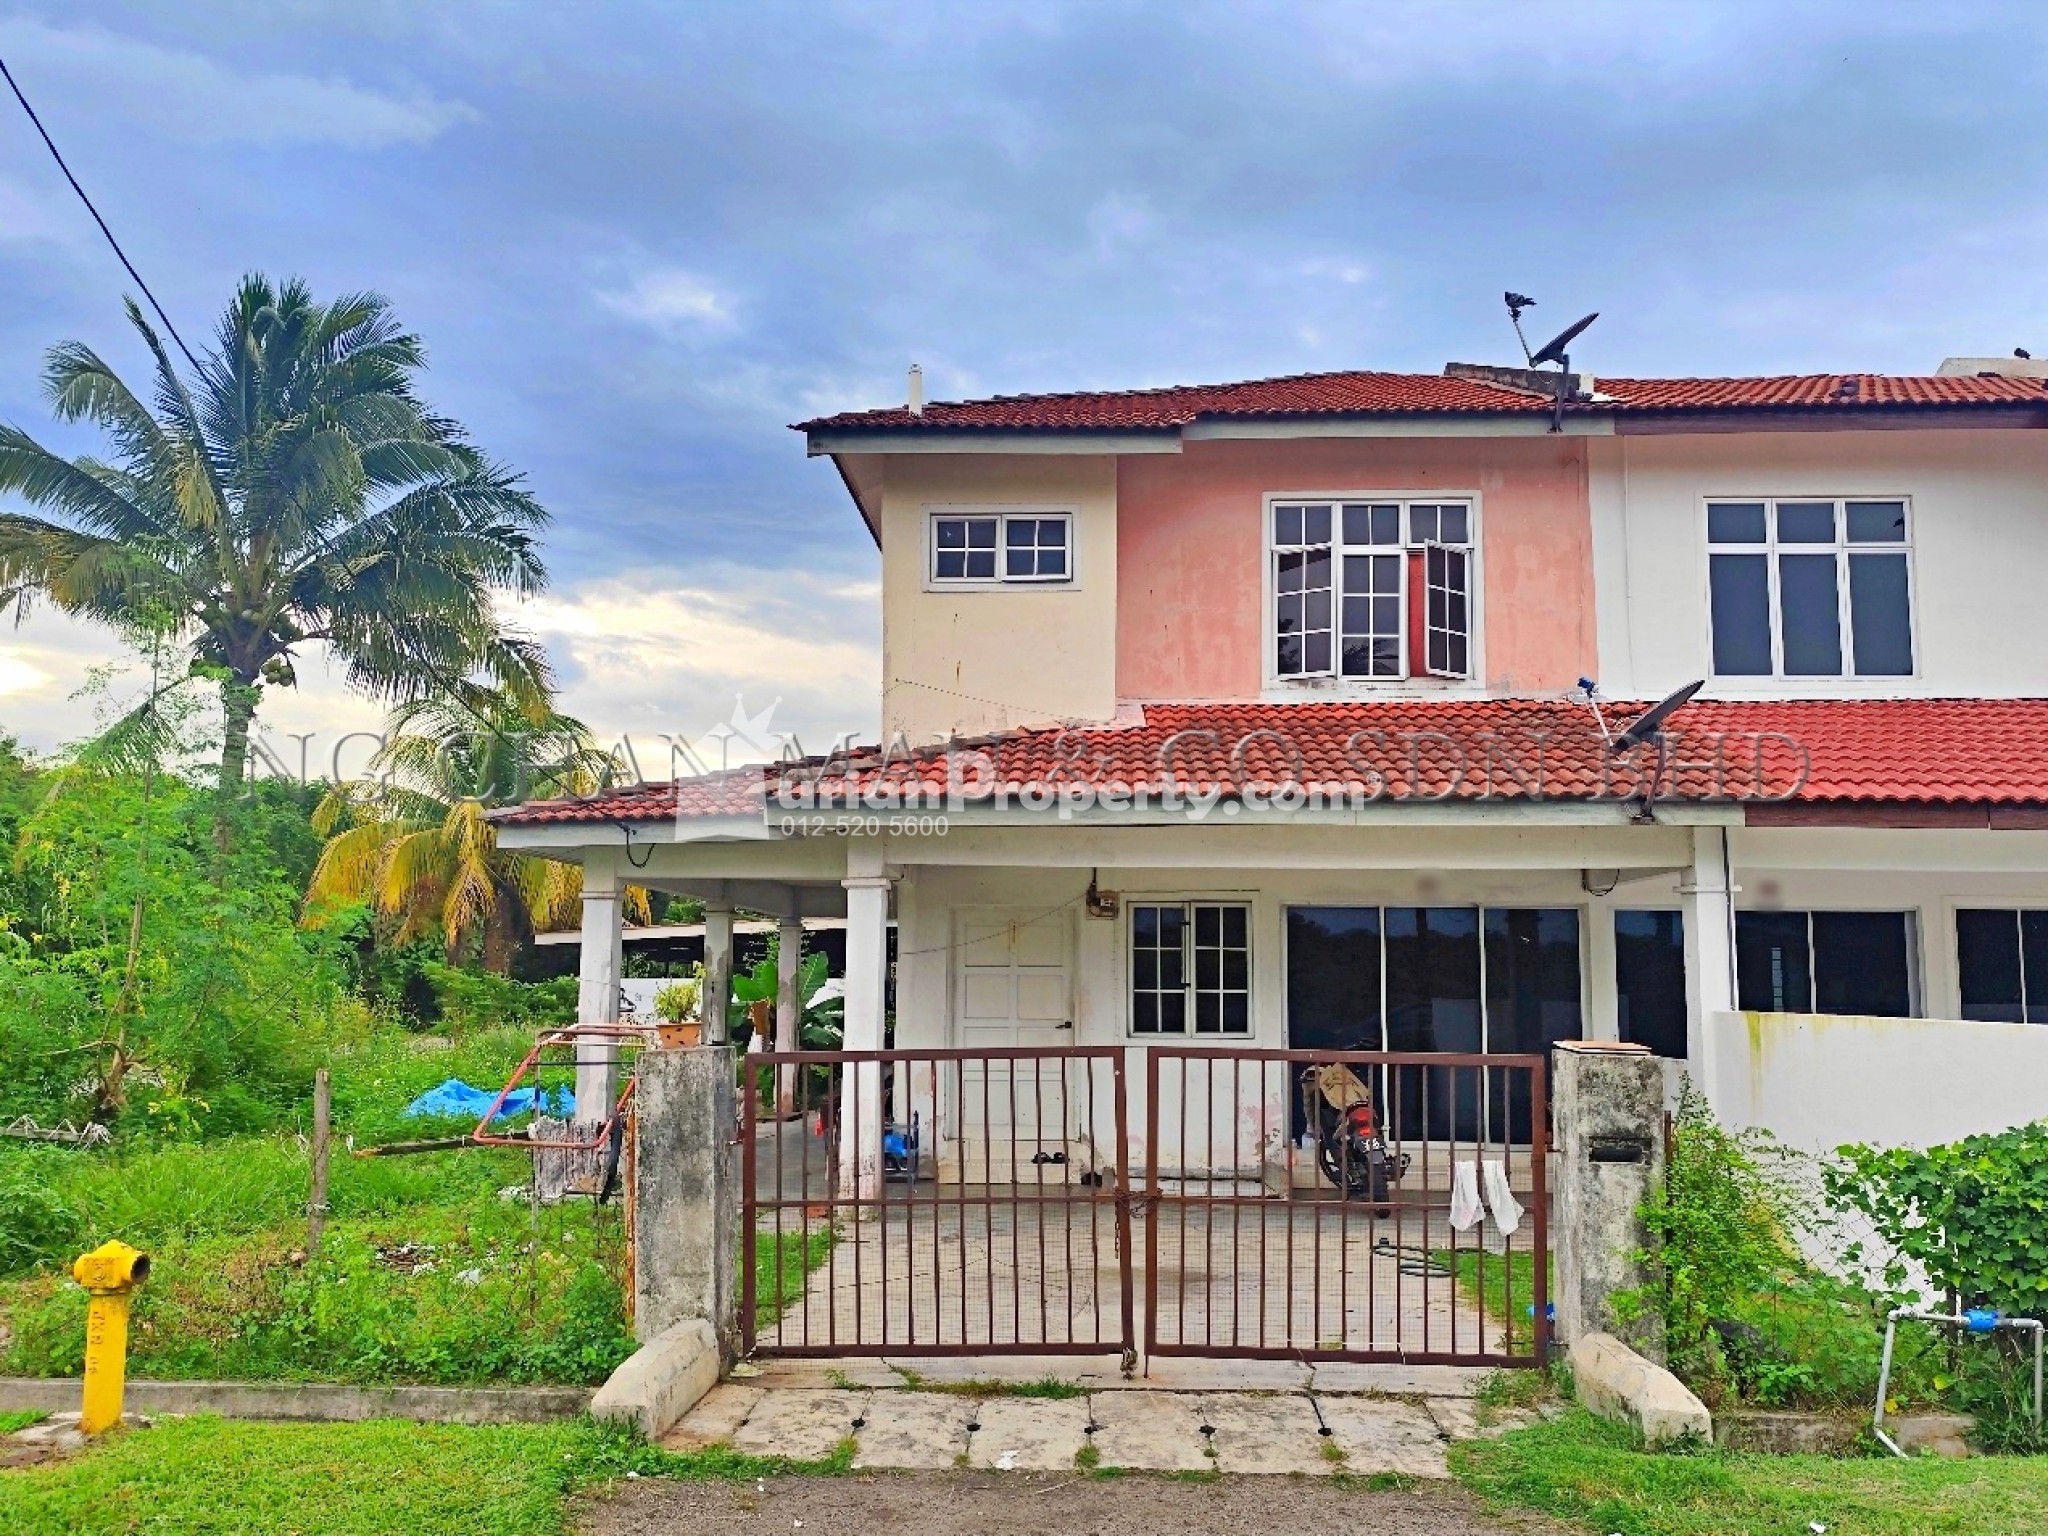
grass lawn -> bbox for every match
[1457,1410,2048,1536]
[0,1414,848,1536]
[1,1029,637,1390]
[1435,1247,1545,1350]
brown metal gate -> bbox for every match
[741,1047,1135,1361]
[738,1045,1546,1369]
[1143,1048,1549,1367]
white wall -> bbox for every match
[1588,428,2048,698]
[1707,1009,2048,1154]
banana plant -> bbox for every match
[730,948,842,1049]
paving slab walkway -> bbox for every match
[668,1382,1519,1477]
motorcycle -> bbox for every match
[1299,1062,1410,1210]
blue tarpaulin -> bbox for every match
[403,1078,574,1121]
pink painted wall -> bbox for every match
[1115,437,1596,699]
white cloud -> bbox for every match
[0,18,476,148]
[509,567,879,762]
[596,267,735,329]
[0,564,883,782]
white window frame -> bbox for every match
[1732,906,1923,1017]
[1944,898,2048,1024]
[925,506,1077,589]
[1703,495,1917,681]
[1261,491,1481,692]
[1126,898,1253,1038]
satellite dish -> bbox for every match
[1611,679,1704,755]
[1530,312,1599,368]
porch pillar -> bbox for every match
[574,858,624,1124]
[1679,825,1738,1104]
[775,909,803,1115]
[702,899,734,1047]
[839,851,894,1199]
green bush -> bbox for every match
[1827,1120,2048,1449]
[1619,1084,1912,1410]
[1827,1120,2048,1316]
[418,964,576,1036]
[1619,1084,1802,1378]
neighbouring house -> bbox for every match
[494,352,2048,1171]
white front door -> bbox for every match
[954,909,1075,1177]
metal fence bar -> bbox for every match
[1143,1046,1549,1369]
[740,1047,1132,1360]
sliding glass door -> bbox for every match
[1285,904,1583,1141]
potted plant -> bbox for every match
[652,968,704,1048]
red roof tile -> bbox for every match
[796,369,2048,434]
[493,698,2048,827]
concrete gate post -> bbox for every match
[631,1044,740,1354]
[1552,1041,1667,1362]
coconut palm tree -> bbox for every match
[305,694,649,972]
[0,275,551,820]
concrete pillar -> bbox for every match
[1552,1041,1667,1360]
[775,911,803,1116]
[1680,825,1738,1103]
[631,1045,740,1352]
[702,900,734,1047]
[574,859,624,1124]
[839,851,893,1200]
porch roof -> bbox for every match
[491,697,2048,830]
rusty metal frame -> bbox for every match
[1143,1046,1550,1369]
[470,1022,652,1150]
[740,1046,1135,1362]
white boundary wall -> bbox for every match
[1706,1008,2048,1154]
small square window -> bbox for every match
[932,512,1070,584]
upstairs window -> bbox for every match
[1271,499,1472,681]
[930,510,1072,585]
[1707,499,1913,678]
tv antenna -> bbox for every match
[1503,293,1598,433]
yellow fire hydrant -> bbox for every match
[72,1240,150,1435]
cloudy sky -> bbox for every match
[2,1,2044,770]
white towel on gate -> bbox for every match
[1449,1160,1484,1232]
[1482,1158,1525,1236]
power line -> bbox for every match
[0,52,202,373]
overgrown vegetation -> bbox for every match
[1618,1085,2048,1452]
[0,1026,634,1386]
[1828,1120,2048,1451]
[1612,1085,1944,1416]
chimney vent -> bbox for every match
[908,363,925,416]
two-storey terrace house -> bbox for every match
[497,357,2048,1176]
